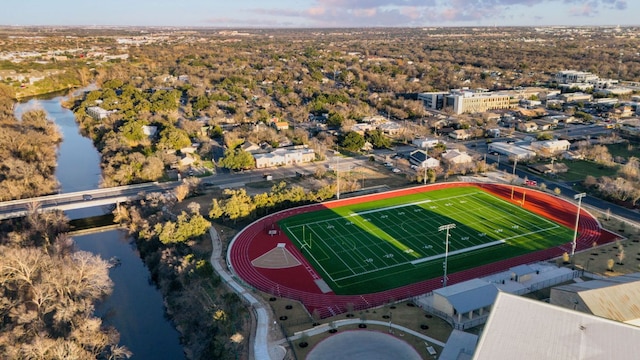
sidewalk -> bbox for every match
[208,227,286,360]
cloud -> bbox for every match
[204,0,632,28]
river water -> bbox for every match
[14,95,184,359]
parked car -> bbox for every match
[392,168,401,173]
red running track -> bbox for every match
[227,182,618,318]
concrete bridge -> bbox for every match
[0,181,178,220]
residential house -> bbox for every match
[412,137,442,149]
[517,121,538,133]
[409,150,440,169]
[486,128,501,138]
[442,150,473,166]
[378,121,402,135]
[351,123,375,135]
[86,106,113,120]
[269,118,289,131]
[449,129,471,140]
[142,125,158,137]
[179,155,195,167]
[241,141,262,153]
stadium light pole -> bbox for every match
[439,223,456,287]
[336,152,340,200]
[571,193,586,257]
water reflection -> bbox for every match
[14,94,185,359]
[74,230,184,359]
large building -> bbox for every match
[473,292,640,360]
[555,70,599,84]
[419,89,515,114]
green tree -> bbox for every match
[365,129,391,149]
[119,119,147,142]
[209,198,224,219]
[219,148,255,171]
[158,126,191,150]
[340,131,365,152]
[157,211,211,244]
[326,111,344,127]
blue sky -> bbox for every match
[1,0,637,28]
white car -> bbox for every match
[392,168,401,173]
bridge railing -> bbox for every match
[0,181,167,207]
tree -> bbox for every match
[365,129,391,149]
[218,148,255,171]
[174,183,190,202]
[340,131,365,152]
[209,198,224,219]
[158,126,191,150]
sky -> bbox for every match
[1,0,638,28]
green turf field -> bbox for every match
[278,186,576,295]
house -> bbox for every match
[179,155,195,167]
[412,137,442,149]
[180,146,197,154]
[241,141,261,153]
[86,106,113,120]
[142,125,157,137]
[486,128,501,138]
[378,121,402,135]
[449,129,471,140]
[517,121,538,132]
[442,150,473,166]
[351,123,375,135]
[530,140,571,156]
[409,150,440,169]
[271,120,289,131]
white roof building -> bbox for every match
[473,292,640,360]
[253,148,315,169]
[412,137,442,149]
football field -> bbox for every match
[278,186,576,295]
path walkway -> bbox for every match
[209,227,286,360]
[280,319,446,347]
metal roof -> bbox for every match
[473,293,640,360]
[440,329,478,360]
[554,273,640,323]
[434,279,499,314]
[510,264,535,277]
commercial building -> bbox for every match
[253,147,315,169]
[418,89,516,114]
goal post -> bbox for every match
[301,225,312,250]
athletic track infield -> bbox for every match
[227,182,618,318]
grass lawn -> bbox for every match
[606,142,638,160]
[278,186,575,295]
[555,160,619,181]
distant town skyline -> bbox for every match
[1,0,637,28]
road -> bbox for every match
[0,157,368,221]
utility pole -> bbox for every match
[439,223,456,287]
[571,193,586,257]
[336,154,340,200]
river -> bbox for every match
[14,94,185,359]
